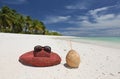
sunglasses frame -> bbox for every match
[34,45,51,53]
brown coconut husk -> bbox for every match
[66,40,80,68]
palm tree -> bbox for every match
[24,16,32,33]
[0,6,61,35]
[29,20,44,34]
[11,14,25,33]
[0,6,15,32]
[39,21,46,34]
[0,11,3,29]
[18,15,26,32]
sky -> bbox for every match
[0,0,120,37]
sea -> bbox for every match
[65,36,120,49]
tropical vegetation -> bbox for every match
[0,6,62,35]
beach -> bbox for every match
[0,33,120,79]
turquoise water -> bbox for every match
[67,37,120,49]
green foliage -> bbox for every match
[0,6,62,36]
[45,30,62,36]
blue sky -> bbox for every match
[0,0,120,36]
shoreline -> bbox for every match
[53,36,120,49]
[0,33,120,79]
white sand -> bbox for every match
[0,33,120,79]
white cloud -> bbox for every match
[80,6,120,29]
[62,26,120,36]
[66,5,87,10]
[66,14,120,30]
[43,3,120,36]
[77,16,89,20]
[82,14,120,29]
[61,6,120,36]
[65,2,87,10]
[43,15,71,24]
[89,7,109,15]
[97,14,115,21]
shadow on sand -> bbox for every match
[64,63,78,69]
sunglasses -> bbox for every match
[34,45,51,53]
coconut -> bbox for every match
[66,49,80,68]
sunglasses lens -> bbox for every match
[44,46,51,53]
[34,45,42,52]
